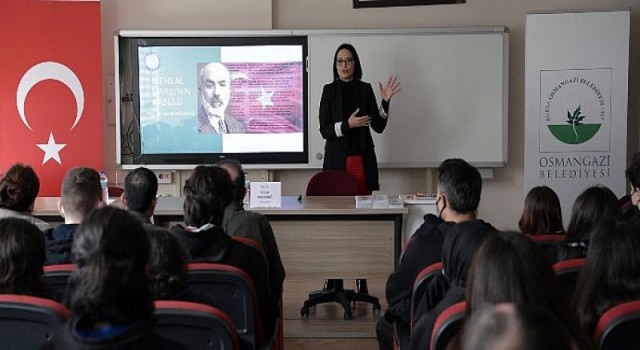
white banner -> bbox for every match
[524,10,629,225]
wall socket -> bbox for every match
[154,170,173,184]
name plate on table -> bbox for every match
[250,182,281,208]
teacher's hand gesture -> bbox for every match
[379,75,401,102]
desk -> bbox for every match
[34,195,408,268]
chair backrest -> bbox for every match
[108,186,124,197]
[530,234,566,263]
[594,300,640,350]
[187,262,262,348]
[430,301,466,350]
[306,170,360,196]
[552,258,586,304]
[42,263,76,303]
[154,300,240,350]
[0,294,70,349]
[411,261,443,325]
[231,236,269,267]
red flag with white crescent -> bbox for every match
[0,0,102,196]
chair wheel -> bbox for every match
[301,306,309,317]
[344,310,353,320]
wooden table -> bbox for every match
[34,195,407,269]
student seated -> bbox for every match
[44,167,103,265]
[571,220,640,335]
[217,159,285,300]
[378,158,494,350]
[408,222,493,350]
[121,167,158,225]
[462,303,578,350]
[0,163,49,231]
[42,207,183,349]
[519,186,564,236]
[463,231,592,350]
[171,165,277,335]
[0,218,49,297]
[558,186,620,261]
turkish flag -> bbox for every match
[0,0,102,196]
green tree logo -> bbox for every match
[547,105,601,145]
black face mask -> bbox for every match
[436,195,446,219]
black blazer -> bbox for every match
[318,80,387,191]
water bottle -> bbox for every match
[99,171,109,204]
[243,172,250,208]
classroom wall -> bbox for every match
[100,0,640,230]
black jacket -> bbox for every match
[44,224,78,265]
[170,224,277,335]
[41,318,185,350]
[319,80,388,191]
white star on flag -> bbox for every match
[255,87,274,110]
[37,132,67,165]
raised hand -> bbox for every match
[379,75,401,102]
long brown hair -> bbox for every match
[518,186,564,235]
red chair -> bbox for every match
[187,263,263,349]
[42,263,76,303]
[108,186,124,197]
[411,262,443,326]
[301,170,380,320]
[552,258,586,304]
[230,236,284,350]
[154,300,240,350]
[594,300,640,350]
[305,170,360,196]
[0,294,70,348]
[530,234,565,262]
[430,301,466,350]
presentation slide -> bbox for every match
[137,45,304,155]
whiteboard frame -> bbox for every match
[115,27,509,170]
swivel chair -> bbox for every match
[300,170,381,320]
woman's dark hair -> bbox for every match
[463,303,577,350]
[518,186,564,235]
[571,220,640,333]
[332,43,363,81]
[147,226,188,299]
[566,185,620,242]
[67,207,152,324]
[183,166,233,227]
[0,218,48,297]
[0,163,40,212]
[466,231,592,349]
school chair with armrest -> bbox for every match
[552,258,586,304]
[430,301,466,350]
[187,263,263,349]
[594,300,640,350]
[301,170,381,320]
[230,236,283,350]
[42,263,76,303]
[0,294,70,349]
[530,234,565,263]
[154,300,240,350]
